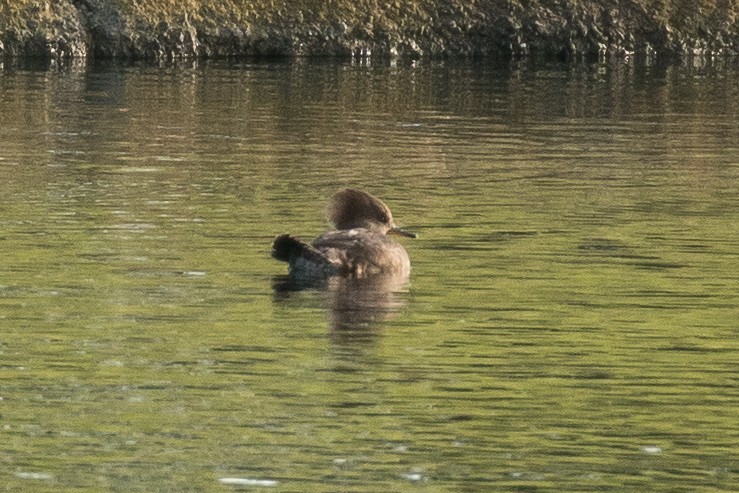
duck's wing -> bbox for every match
[312,230,410,278]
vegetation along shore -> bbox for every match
[1,0,737,61]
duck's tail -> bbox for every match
[272,234,332,267]
[272,234,306,262]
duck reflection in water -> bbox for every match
[272,189,416,334]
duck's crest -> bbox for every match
[328,189,393,231]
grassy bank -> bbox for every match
[1,0,737,61]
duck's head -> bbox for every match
[328,189,417,238]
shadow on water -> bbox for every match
[273,273,410,344]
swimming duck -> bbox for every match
[272,189,416,284]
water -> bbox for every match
[1,58,737,492]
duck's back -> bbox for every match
[312,228,411,278]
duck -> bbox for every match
[272,189,416,285]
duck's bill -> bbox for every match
[390,227,417,239]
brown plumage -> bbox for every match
[272,189,416,285]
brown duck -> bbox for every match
[272,189,416,284]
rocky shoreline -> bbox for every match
[1,0,737,62]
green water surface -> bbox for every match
[0,59,737,492]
